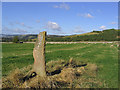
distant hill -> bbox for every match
[47,29,120,42]
[64,32,99,38]
[1,29,120,42]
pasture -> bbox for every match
[2,43,118,88]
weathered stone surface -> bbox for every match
[33,31,46,77]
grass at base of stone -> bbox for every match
[2,59,106,88]
[2,43,118,88]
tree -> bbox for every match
[13,36,19,43]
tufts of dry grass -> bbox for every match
[2,69,24,88]
[2,58,106,88]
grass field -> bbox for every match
[2,43,118,88]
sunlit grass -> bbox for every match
[2,43,118,88]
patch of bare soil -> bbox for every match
[2,58,106,88]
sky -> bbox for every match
[2,2,118,35]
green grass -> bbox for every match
[2,43,118,88]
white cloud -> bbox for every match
[77,13,82,16]
[9,22,14,26]
[85,13,93,18]
[77,13,93,18]
[36,20,40,23]
[73,26,85,33]
[53,3,70,10]
[100,25,106,30]
[44,21,61,31]
[14,22,33,29]
[20,22,33,29]
[111,22,117,24]
[97,9,102,13]
[2,26,27,34]
[14,28,27,33]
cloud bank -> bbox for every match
[44,21,61,31]
[111,22,117,25]
[77,13,93,18]
[2,26,27,34]
[100,25,106,30]
[73,26,85,34]
[53,3,70,10]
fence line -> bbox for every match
[1,41,118,44]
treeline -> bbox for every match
[2,29,120,42]
[2,37,34,42]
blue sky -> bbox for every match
[2,2,118,35]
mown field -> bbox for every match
[2,43,118,88]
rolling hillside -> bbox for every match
[47,29,120,42]
[64,32,99,38]
[1,29,120,42]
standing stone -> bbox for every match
[33,31,46,77]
